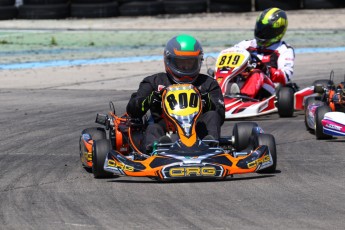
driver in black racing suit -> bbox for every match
[126,34,225,152]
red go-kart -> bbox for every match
[208,47,312,119]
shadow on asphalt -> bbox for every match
[105,173,277,184]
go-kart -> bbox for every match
[304,71,345,139]
[207,47,312,119]
[79,84,277,180]
[322,112,345,137]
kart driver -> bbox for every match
[126,34,225,153]
[232,7,295,98]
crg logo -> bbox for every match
[107,159,134,172]
[247,155,271,169]
[169,167,216,177]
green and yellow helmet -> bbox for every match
[164,34,204,83]
[255,8,288,47]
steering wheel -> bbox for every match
[249,53,267,72]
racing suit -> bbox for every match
[234,39,295,98]
[127,72,225,149]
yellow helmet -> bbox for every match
[255,8,288,47]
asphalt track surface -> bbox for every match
[1,37,345,230]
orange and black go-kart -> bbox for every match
[79,84,277,181]
[304,71,345,139]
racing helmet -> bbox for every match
[164,34,204,83]
[255,8,288,47]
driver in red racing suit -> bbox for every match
[233,7,295,98]
[127,34,225,152]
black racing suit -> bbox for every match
[126,72,225,148]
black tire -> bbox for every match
[22,0,68,4]
[119,1,163,16]
[277,86,294,117]
[162,0,207,14]
[92,139,113,178]
[18,4,69,19]
[210,0,248,3]
[315,105,332,140]
[210,0,251,12]
[233,122,258,151]
[0,0,15,6]
[339,0,345,7]
[71,2,119,18]
[81,127,106,140]
[303,0,342,9]
[0,5,17,19]
[312,79,334,91]
[255,0,301,11]
[255,133,277,173]
[71,0,114,3]
[304,96,320,131]
[108,128,117,150]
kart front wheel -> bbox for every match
[277,86,294,117]
[79,127,106,165]
[81,127,106,140]
[315,105,332,140]
[233,122,258,151]
[304,96,320,131]
[255,133,277,173]
[92,139,113,178]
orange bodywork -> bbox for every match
[81,138,93,168]
[80,112,144,168]
[106,146,271,180]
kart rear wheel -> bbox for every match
[92,139,113,178]
[255,133,277,173]
[233,122,258,151]
[277,86,294,117]
[312,79,334,91]
[315,105,332,140]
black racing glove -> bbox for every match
[200,92,212,111]
[268,52,279,69]
[148,90,162,107]
[142,90,163,112]
[250,54,267,73]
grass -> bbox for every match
[0,29,344,64]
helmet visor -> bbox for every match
[255,25,275,40]
[171,56,199,74]
[255,37,272,47]
[255,25,280,47]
